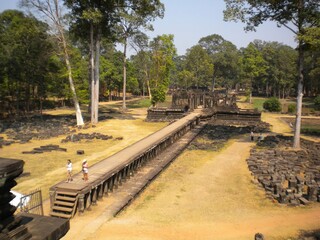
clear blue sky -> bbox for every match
[0,0,296,55]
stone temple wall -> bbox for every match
[0,158,69,239]
[146,108,186,122]
[147,90,243,122]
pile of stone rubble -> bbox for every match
[61,132,113,143]
[0,115,75,147]
[247,135,320,206]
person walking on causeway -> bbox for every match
[66,159,73,183]
[82,159,89,181]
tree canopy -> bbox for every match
[0,1,320,133]
[224,0,320,148]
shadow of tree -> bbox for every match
[297,229,320,240]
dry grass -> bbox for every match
[0,103,166,199]
[84,137,320,240]
[2,97,320,240]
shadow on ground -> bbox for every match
[298,229,320,240]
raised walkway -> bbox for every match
[62,121,205,240]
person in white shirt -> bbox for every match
[82,159,89,181]
[66,159,73,182]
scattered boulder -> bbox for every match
[254,233,265,240]
[77,150,85,155]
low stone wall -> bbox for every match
[215,109,261,121]
[146,108,186,122]
[146,107,262,122]
[247,135,320,206]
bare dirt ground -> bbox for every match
[62,111,320,240]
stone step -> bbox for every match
[52,206,73,212]
[56,191,78,196]
[54,200,75,207]
[55,196,76,202]
[50,211,72,219]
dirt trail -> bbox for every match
[63,135,320,240]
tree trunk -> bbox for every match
[249,80,252,104]
[144,65,152,100]
[146,78,152,100]
[293,40,304,148]
[33,0,85,126]
[65,54,84,126]
[122,38,127,110]
[90,23,95,123]
[211,72,215,92]
[60,29,84,126]
[88,46,92,114]
[91,26,100,124]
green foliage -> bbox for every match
[288,104,296,114]
[240,43,268,88]
[198,34,240,89]
[252,98,267,111]
[149,34,176,105]
[0,10,56,114]
[260,41,297,97]
[223,0,319,33]
[151,87,166,106]
[177,70,194,89]
[314,95,320,110]
[223,0,320,149]
[299,26,320,49]
[136,98,152,108]
[301,127,320,136]
[184,45,214,88]
[263,97,281,112]
[245,89,251,99]
[127,98,152,108]
[130,49,153,96]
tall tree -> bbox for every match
[259,41,297,98]
[64,0,115,124]
[240,42,268,103]
[199,34,239,91]
[130,49,152,99]
[21,0,84,126]
[224,0,320,148]
[149,34,176,106]
[0,10,54,116]
[64,0,165,123]
[300,23,320,96]
[184,45,214,89]
[116,1,164,110]
[100,46,124,100]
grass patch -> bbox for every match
[253,97,267,111]
[125,95,172,109]
[126,98,152,108]
[301,127,320,136]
